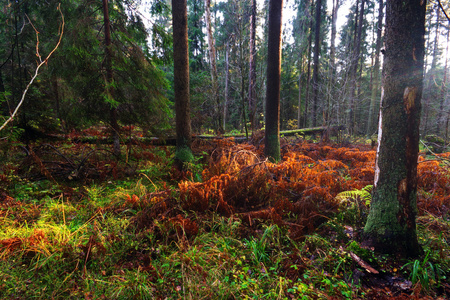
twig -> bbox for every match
[437,0,450,24]
[420,140,438,156]
[419,140,450,167]
[348,251,379,274]
[0,4,64,132]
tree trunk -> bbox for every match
[348,0,364,135]
[366,0,383,136]
[303,17,313,128]
[0,68,6,116]
[204,0,222,133]
[298,71,303,128]
[173,0,193,164]
[363,0,426,257]
[311,0,321,127]
[240,42,249,139]
[346,0,359,135]
[249,0,257,134]
[189,0,204,72]
[224,41,230,132]
[329,0,339,69]
[423,4,440,136]
[102,0,120,156]
[421,9,433,136]
[52,76,64,132]
[298,0,312,129]
[436,28,449,136]
[0,68,5,94]
[326,0,339,127]
[265,0,283,162]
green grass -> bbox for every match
[1,143,449,299]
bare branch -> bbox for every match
[438,0,450,23]
[0,4,65,132]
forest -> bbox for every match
[0,0,449,298]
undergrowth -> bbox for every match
[0,137,449,299]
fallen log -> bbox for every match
[280,125,345,137]
[42,125,345,146]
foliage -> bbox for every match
[1,138,450,298]
[0,0,172,139]
[402,249,445,292]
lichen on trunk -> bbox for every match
[363,0,426,258]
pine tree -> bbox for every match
[173,0,193,165]
[265,0,283,162]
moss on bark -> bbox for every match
[363,0,426,258]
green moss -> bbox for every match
[175,146,194,163]
[265,134,280,162]
[364,184,401,236]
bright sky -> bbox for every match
[138,0,353,48]
[280,0,352,43]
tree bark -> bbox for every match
[249,0,257,133]
[173,0,193,164]
[264,0,283,162]
[303,16,313,128]
[102,0,120,156]
[311,0,322,127]
[223,41,230,132]
[0,68,6,116]
[363,0,426,257]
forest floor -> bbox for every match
[0,129,449,299]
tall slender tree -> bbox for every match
[363,0,426,257]
[248,0,257,133]
[224,40,230,131]
[102,0,121,156]
[173,0,193,164]
[366,0,384,136]
[436,27,449,135]
[325,0,340,128]
[348,0,365,135]
[204,0,222,133]
[422,3,441,136]
[188,0,205,72]
[265,0,283,162]
[295,0,312,128]
[311,0,322,127]
[304,16,313,127]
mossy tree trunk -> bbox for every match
[173,0,193,165]
[363,0,426,257]
[264,0,283,162]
